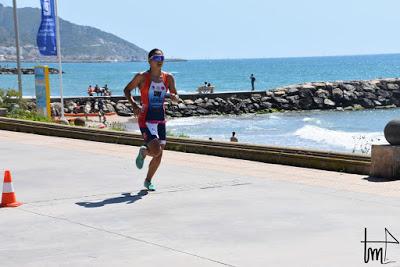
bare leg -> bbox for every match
[141,140,165,182]
[145,148,164,182]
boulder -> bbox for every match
[106,103,115,113]
[373,100,382,106]
[316,89,330,98]
[274,91,286,97]
[387,83,399,90]
[194,98,204,104]
[332,88,344,101]
[115,103,133,116]
[272,97,289,104]
[341,83,356,91]
[251,94,262,99]
[65,101,77,113]
[261,97,271,102]
[287,87,299,96]
[323,99,336,108]
[301,84,316,91]
[178,103,187,110]
[359,98,375,108]
[260,102,273,109]
[51,102,63,117]
[299,97,313,110]
[376,89,392,99]
[313,97,324,108]
[187,104,198,110]
[183,99,195,105]
[266,91,274,97]
[364,92,377,100]
[197,107,211,115]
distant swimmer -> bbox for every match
[124,48,179,191]
[230,131,238,142]
[250,74,256,91]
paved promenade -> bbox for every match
[0,130,400,266]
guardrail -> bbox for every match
[0,117,371,175]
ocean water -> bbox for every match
[125,108,393,154]
[2,54,400,96]
[163,109,393,154]
[2,54,400,153]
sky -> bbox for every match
[1,0,400,59]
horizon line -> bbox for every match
[186,52,400,61]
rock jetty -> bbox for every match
[44,78,400,117]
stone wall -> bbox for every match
[44,78,400,117]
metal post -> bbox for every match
[54,0,65,119]
[12,0,23,98]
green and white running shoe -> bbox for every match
[135,146,146,169]
[144,180,156,191]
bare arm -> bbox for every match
[124,74,143,115]
[167,74,179,103]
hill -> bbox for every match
[0,3,148,62]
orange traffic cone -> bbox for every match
[1,170,22,208]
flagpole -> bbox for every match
[12,0,23,98]
[54,0,65,119]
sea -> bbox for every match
[2,53,400,154]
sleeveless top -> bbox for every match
[138,71,170,128]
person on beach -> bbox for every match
[250,74,256,91]
[124,48,179,191]
[230,132,238,142]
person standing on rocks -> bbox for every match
[124,48,179,191]
[250,74,256,91]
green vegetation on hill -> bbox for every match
[0,3,147,61]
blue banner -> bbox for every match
[37,0,57,56]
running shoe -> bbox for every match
[135,146,146,169]
[144,180,156,191]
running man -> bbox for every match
[124,49,179,191]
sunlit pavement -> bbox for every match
[1,130,400,267]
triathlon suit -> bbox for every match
[138,71,170,145]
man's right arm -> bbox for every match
[124,74,142,115]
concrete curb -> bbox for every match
[0,117,371,175]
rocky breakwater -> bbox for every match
[166,78,400,117]
[50,98,133,117]
[48,78,400,118]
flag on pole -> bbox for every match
[37,0,57,56]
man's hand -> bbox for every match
[131,103,141,116]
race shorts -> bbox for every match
[140,122,167,145]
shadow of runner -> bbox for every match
[76,190,149,208]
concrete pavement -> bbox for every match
[1,130,400,266]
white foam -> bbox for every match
[294,125,386,150]
[302,117,322,124]
[167,117,216,127]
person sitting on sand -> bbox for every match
[230,132,238,142]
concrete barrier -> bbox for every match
[0,117,371,175]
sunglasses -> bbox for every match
[150,55,164,62]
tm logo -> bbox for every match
[361,228,399,264]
